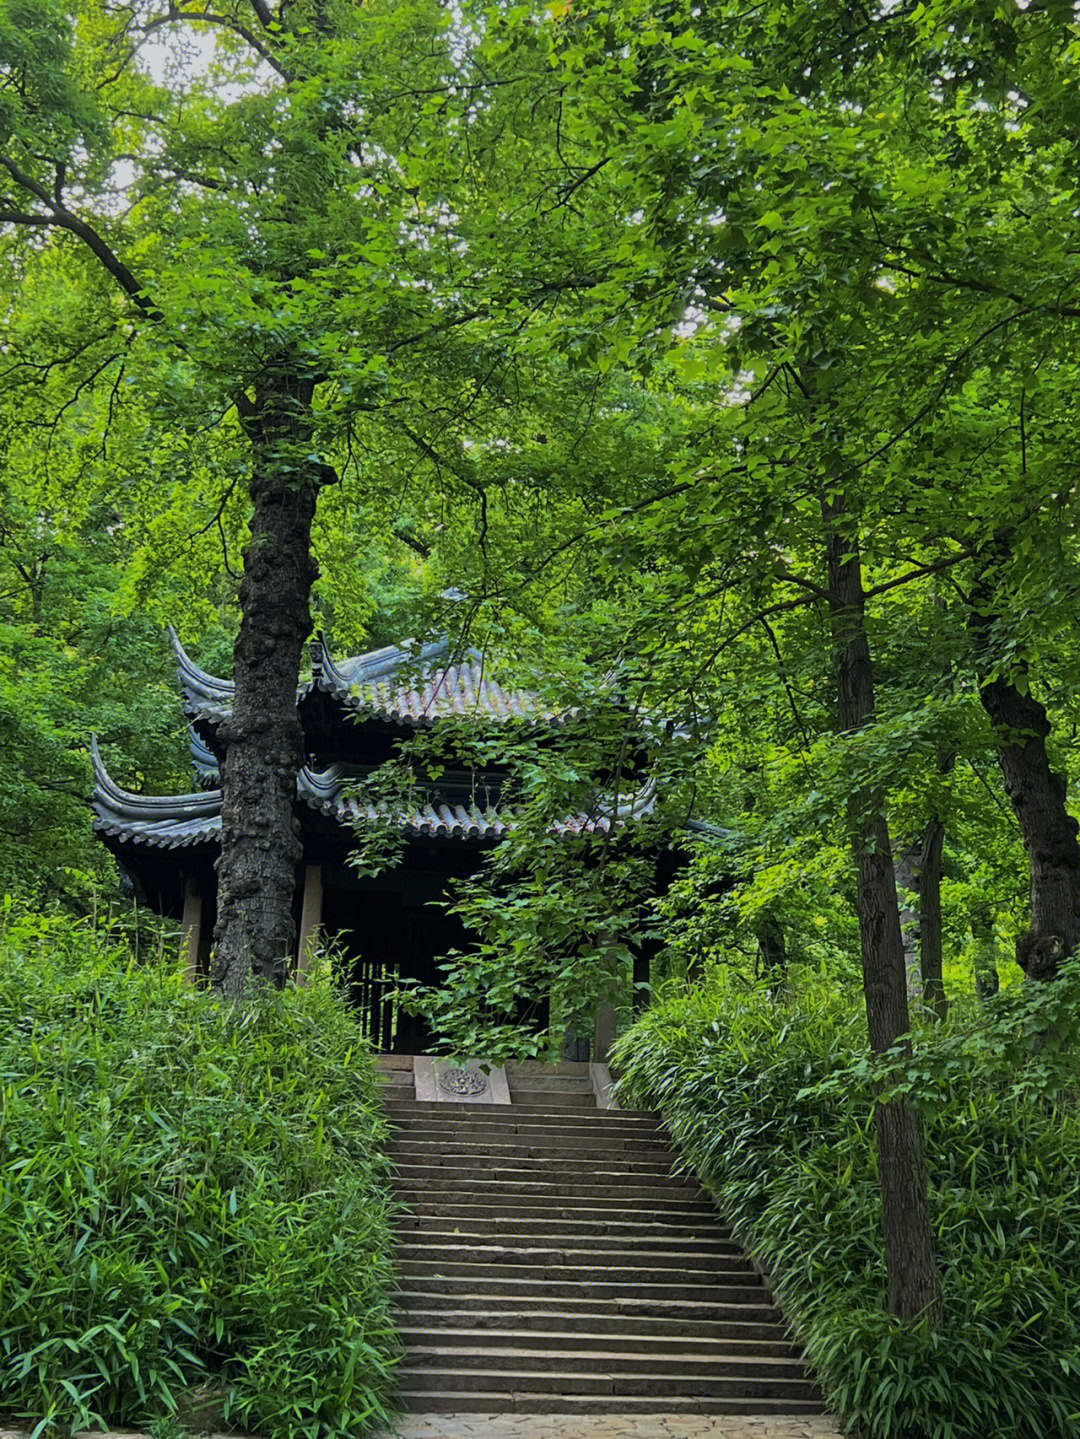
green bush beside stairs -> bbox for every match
[612,965,1080,1439]
[0,907,399,1439]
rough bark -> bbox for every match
[823,492,943,1327]
[971,555,1080,980]
[211,372,320,996]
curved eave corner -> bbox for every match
[169,625,235,724]
[91,736,222,848]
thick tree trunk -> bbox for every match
[981,673,1080,977]
[823,493,943,1327]
[971,556,1080,980]
[211,374,320,996]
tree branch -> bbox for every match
[0,153,161,321]
[864,549,975,600]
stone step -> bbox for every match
[396,1265,766,1297]
[396,1291,784,1323]
[389,1126,661,1147]
[387,1118,651,1137]
[396,1090,599,1109]
[397,1366,821,1400]
[505,1061,593,1077]
[394,1162,696,1185]
[402,1345,807,1379]
[391,1116,658,1139]
[507,1091,597,1107]
[388,1136,671,1158]
[383,1102,656,1122]
[388,1125,664,1147]
[396,1283,770,1306]
[398,1319,796,1352]
[398,1225,737,1251]
[395,1393,824,1416]
[394,1189,701,1211]
[393,1181,703,1205]
[386,1104,657,1123]
[397,1210,724,1237]
[391,1153,680,1176]
[396,1237,753,1272]
[396,1198,716,1222]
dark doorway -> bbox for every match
[322,885,408,1049]
[320,862,471,1053]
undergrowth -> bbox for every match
[0,905,399,1439]
[612,962,1080,1439]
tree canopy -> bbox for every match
[4,0,1080,1337]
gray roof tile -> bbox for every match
[171,628,569,729]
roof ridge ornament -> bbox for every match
[189,725,220,787]
[168,626,235,723]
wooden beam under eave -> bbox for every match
[296,864,323,983]
[181,877,202,984]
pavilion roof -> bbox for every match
[90,739,659,850]
[170,628,570,730]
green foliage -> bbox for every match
[383,711,694,1065]
[612,967,1080,1439]
[0,906,399,1439]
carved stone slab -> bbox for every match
[414,1055,511,1104]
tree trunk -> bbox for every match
[895,821,948,1021]
[919,817,948,1021]
[921,601,954,1022]
[756,912,787,994]
[894,840,924,1009]
[971,553,1080,980]
[970,909,1000,1000]
[823,492,943,1327]
[211,373,320,996]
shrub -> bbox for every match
[611,964,1080,1439]
[0,906,399,1439]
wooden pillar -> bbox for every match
[593,1001,618,1065]
[296,864,323,983]
[181,877,203,984]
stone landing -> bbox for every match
[375,1057,618,1109]
[377,1417,843,1439]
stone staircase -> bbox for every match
[380,1061,823,1416]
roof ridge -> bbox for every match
[172,628,562,728]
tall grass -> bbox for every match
[612,964,1080,1439]
[0,907,399,1439]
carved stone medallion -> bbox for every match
[436,1062,489,1097]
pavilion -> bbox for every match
[91,630,670,1054]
